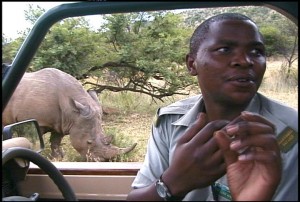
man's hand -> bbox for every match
[214,111,282,201]
[162,112,229,197]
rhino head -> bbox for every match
[67,90,137,162]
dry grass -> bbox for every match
[259,58,298,109]
[102,112,153,162]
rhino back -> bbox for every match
[2,68,95,134]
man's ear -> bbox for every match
[186,54,197,76]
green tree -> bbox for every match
[260,26,282,57]
[2,4,44,64]
[24,4,45,25]
[2,35,25,64]
[85,11,196,100]
[32,17,98,77]
[276,18,298,80]
[2,4,100,77]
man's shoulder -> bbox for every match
[258,93,298,130]
[258,93,297,116]
[158,94,201,116]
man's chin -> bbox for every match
[227,93,254,106]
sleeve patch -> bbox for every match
[277,127,298,153]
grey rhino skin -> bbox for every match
[2,68,137,161]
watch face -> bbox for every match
[157,182,167,198]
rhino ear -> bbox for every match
[87,90,100,104]
[87,90,103,116]
[72,100,91,117]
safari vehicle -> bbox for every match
[2,1,298,201]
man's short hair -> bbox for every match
[189,13,260,56]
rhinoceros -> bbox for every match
[2,67,137,162]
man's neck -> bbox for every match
[203,101,249,122]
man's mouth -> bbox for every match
[236,78,253,82]
[228,74,255,82]
[227,74,256,87]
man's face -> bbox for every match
[187,19,266,107]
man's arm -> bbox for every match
[127,182,163,201]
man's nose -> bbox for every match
[230,52,254,68]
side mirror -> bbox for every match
[2,119,44,152]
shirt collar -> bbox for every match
[172,94,261,127]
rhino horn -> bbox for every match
[101,143,137,160]
[117,143,137,155]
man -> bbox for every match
[127,13,298,201]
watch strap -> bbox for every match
[156,174,184,201]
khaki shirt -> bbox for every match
[132,93,298,201]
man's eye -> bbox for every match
[250,48,265,56]
[217,47,230,53]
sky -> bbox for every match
[2,1,103,40]
[2,2,189,41]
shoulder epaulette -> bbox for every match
[153,95,200,127]
[153,106,188,127]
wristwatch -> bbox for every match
[155,175,182,201]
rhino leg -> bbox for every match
[49,131,64,159]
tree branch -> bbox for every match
[83,81,190,102]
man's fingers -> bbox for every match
[230,133,278,152]
[178,112,207,144]
[191,120,229,145]
[241,111,276,131]
[214,130,238,165]
[225,121,274,140]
